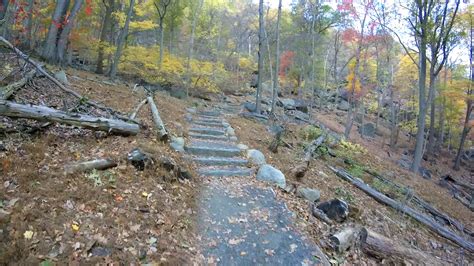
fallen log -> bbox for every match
[240,111,269,121]
[64,158,117,174]
[365,169,473,236]
[311,204,333,225]
[146,96,168,141]
[328,166,474,252]
[130,98,148,120]
[0,36,138,125]
[0,100,139,135]
[330,226,361,253]
[0,69,36,99]
[360,228,445,265]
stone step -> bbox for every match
[185,141,241,157]
[196,114,222,120]
[193,156,248,166]
[192,121,224,127]
[188,132,230,141]
[197,166,253,177]
[197,111,220,117]
[194,118,223,124]
[189,127,225,136]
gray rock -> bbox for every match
[222,121,230,128]
[170,137,185,152]
[279,98,296,110]
[256,164,286,188]
[186,107,197,113]
[184,113,193,122]
[127,148,150,171]
[398,159,410,169]
[54,70,69,85]
[337,100,350,111]
[296,187,321,203]
[247,149,266,166]
[316,199,349,223]
[358,122,376,138]
[170,89,186,99]
[419,167,432,179]
[225,126,235,136]
[237,143,248,150]
[243,102,257,112]
[230,136,238,141]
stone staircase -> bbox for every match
[184,109,253,177]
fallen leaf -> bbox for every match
[24,230,34,239]
[290,243,298,253]
[71,223,80,232]
[142,192,148,197]
[264,249,274,256]
[228,238,243,245]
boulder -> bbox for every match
[316,199,349,223]
[237,143,249,150]
[127,148,151,171]
[225,126,235,136]
[186,107,197,114]
[293,99,309,113]
[256,164,286,188]
[170,88,186,99]
[243,102,257,112]
[337,100,350,111]
[170,137,185,152]
[358,122,376,138]
[419,167,432,179]
[247,149,266,166]
[279,98,296,110]
[54,70,69,85]
[222,121,230,128]
[184,113,193,122]
[296,187,321,203]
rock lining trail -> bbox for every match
[184,105,327,265]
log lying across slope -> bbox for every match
[0,100,139,135]
[147,96,168,140]
[328,166,474,253]
[0,69,36,100]
[64,158,117,174]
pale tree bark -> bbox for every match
[25,0,34,49]
[57,0,83,65]
[0,0,8,21]
[96,0,115,74]
[435,68,448,151]
[110,0,135,79]
[185,0,204,97]
[255,0,264,114]
[270,0,282,114]
[42,0,70,62]
[454,14,473,170]
[344,5,368,139]
[411,0,459,173]
[154,0,171,66]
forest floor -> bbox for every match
[1,67,473,264]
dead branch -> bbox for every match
[64,158,117,174]
[0,100,139,135]
[147,96,168,141]
[329,166,474,252]
[130,98,148,120]
[0,69,36,99]
[0,36,139,124]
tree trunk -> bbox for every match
[64,158,117,174]
[271,0,282,114]
[0,100,139,135]
[255,0,264,114]
[0,0,8,21]
[329,166,474,252]
[159,21,164,66]
[185,0,203,97]
[25,0,34,49]
[96,0,114,74]
[411,37,428,173]
[42,0,69,62]
[427,76,438,156]
[130,98,147,120]
[110,0,135,79]
[147,96,168,141]
[0,69,36,99]
[57,0,83,65]
[360,228,445,265]
[453,101,472,170]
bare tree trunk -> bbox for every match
[25,0,34,49]
[270,0,282,114]
[159,21,164,65]
[255,0,264,114]
[96,0,114,74]
[110,0,135,79]
[0,0,8,21]
[427,76,438,156]
[185,0,203,97]
[42,0,70,62]
[57,0,83,65]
